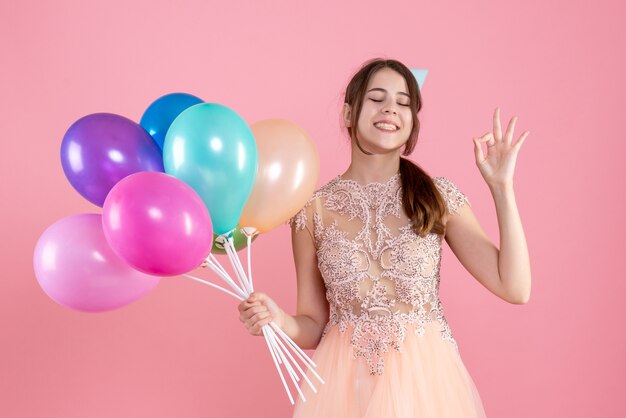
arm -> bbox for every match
[445,107,531,304]
[280,222,329,349]
[238,213,329,349]
[445,185,531,304]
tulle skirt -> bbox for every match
[292,320,486,418]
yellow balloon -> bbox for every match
[239,119,319,234]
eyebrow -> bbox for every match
[367,88,410,97]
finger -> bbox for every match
[244,305,268,318]
[252,318,273,335]
[238,299,255,311]
[477,133,496,148]
[493,107,502,142]
[250,311,271,324]
[473,138,485,163]
[246,291,265,303]
[504,116,518,145]
[514,131,530,150]
[242,300,262,309]
[249,316,271,335]
[241,307,264,323]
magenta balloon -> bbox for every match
[102,172,213,276]
[33,214,160,312]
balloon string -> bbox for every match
[182,274,244,301]
[208,253,229,278]
[247,234,254,292]
[268,322,318,394]
[228,237,250,290]
[203,257,247,299]
[266,326,307,402]
[262,327,295,405]
[224,238,252,295]
[223,240,250,295]
[207,240,250,297]
[270,322,324,383]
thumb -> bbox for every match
[248,291,264,303]
[473,138,485,163]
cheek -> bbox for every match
[356,113,374,132]
[403,113,414,130]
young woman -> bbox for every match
[238,58,531,417]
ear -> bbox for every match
[342,103,352,128]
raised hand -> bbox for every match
[473,107,530,188]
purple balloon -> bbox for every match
[61,113,164,207]
[33,214,160,312]
[102,172,213,276]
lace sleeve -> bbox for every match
[433,177,470,215]
[289,205,309,232]
[288,199,316,244]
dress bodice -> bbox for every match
[290,173,470,375]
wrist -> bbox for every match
[277,307,288,329]
[488,181,514,195]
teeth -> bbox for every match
[374,123,398,130]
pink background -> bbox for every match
[2,0,625,416]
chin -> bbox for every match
[362,143,405,155]
[355,131,409,155]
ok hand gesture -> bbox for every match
[473,108,530,188]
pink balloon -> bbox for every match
[102,172,213,276]
[33,214,160,312]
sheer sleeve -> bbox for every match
[289,198,317,245]
[432,177,470,216]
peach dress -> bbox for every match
[289,174,486,418]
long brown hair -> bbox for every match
[344,58,447,236]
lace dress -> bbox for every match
[290,173,486,418]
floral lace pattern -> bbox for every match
[290,173,470,375]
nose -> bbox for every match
[382,103,398,115]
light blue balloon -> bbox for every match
[163,103,258,235]
[140,93,203,151]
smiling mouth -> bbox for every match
[373,122,399,132]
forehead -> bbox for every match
[366,68,408,93]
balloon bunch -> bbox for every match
[33,93,321,405]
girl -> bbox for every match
[238,58,531,417]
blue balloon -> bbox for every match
[163,103,258,235]
[140,93,203,151]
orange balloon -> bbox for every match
[239,119,319,234]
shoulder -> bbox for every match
[305,175,341,207]
[432,176,460,192]
[289,176,340,231]
[431,176,471,215]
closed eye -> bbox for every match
[370,98,410,106]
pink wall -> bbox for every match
[2,0,624,416]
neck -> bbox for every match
[342,143,402,185]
